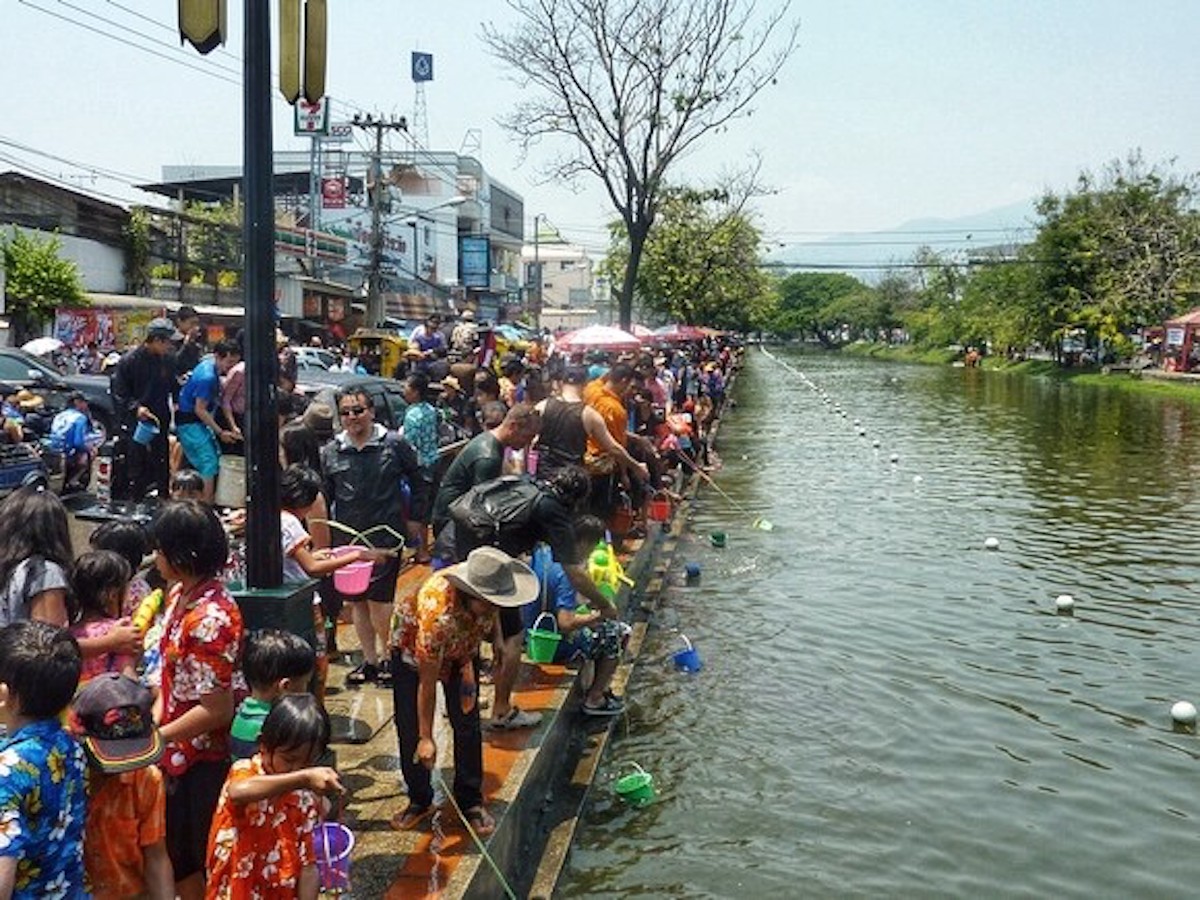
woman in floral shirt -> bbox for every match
[151,501,243,900]
[206,695,342,900]
[388,547,538,836]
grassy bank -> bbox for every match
[839,341,1200,403]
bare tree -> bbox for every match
[482,0,799,329]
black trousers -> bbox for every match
[125,430,170,501]
[391,652,483,811]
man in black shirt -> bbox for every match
[110,318,179,500]
[321,386,426,686]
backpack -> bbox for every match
[448,475,543,555]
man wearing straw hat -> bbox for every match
[387,546,538,838]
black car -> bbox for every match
[0,348,116,435]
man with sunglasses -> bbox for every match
[320,387,426,686]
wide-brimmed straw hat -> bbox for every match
[443,547,538,608]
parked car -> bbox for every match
[295,347,337,370]
[0,348,115,437]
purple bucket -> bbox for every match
[314,821,354,891]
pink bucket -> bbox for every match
[331,547,373,596]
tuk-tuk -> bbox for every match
[347,329,409,377]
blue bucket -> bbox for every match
[684,562,701,581]
[672,634,702,672]
[132,419,160,446]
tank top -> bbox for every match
[537,397,587,475]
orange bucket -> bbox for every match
[647,492,671,522]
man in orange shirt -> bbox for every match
[582,362,637,518]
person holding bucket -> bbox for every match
[387,546,539,837]
[205,695,343,899]
[110,318,180,502]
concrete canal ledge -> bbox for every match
[325,507,687,898]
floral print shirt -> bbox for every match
[158,578,243,776]
[206,755,319,899]
[390,573,495,678]
[0,719,88,899]
[403,401,440,469]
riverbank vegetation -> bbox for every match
[759,154,1200,364]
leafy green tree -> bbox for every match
[1032,153,1200,351]
[604,187,774,331]
[123,207,152,295]
[770,271,871,345]
[1,228,84,345]
[483,0,798,329]
[183,201,242,287]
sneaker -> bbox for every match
[488,706,543,730]
[345,662,378,685]
[582,694,626,717]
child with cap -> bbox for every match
[0,621,88,897]
[71,672,174,899]
[231,630,317,760]
[206,695,343,899]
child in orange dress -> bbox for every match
[205,695,342,899]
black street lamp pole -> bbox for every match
[243,0,282,587]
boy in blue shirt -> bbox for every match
[527,516,628,717]
[0,621,88,898]
[175,339,242,502]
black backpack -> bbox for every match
[448,475,543,555]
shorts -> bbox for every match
[559,619,626,662]
[339,554,400,605]
[176,421,220,478]
[165,758,229,880]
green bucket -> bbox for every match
[527,612,562,664]
[710,531,727,548]
[614,762,655,807]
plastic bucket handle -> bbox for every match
[532,612,558,635]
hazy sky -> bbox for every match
[4,1,1199,263]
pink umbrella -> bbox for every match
[653,324,707,343]
[631,324,655,342]
[556,324,644,353]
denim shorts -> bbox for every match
[176,421,220,477]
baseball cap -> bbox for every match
[146,318,182,341]
[70,673,164,774]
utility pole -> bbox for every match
[532,213,544,327]
[353,114,407,328]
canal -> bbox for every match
[560,349,1200,898]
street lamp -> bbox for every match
[531,213,545,327]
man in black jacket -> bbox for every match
[320,386,427,686]
[110,318,179,501]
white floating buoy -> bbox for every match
[1171,701,1197,734]
[984,537,1001,551]
[857,428,866,436]
[1055,594,1075,615]
[872,439,881,449]
[889,452,900,464]
[853,419,861,427]
[912,474,923,485]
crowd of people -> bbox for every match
[0,303,741,898]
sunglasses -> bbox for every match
[339,405,368,417]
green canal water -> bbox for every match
[560,349,1200,898]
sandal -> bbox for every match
[582,694,626,717]
[390,802,433,831]
[463,805,496,837]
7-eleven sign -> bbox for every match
[294,97,329,135]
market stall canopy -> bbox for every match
[653,324,708,343]
[631,324,655,341]
[1165,307,1200,327]
[556,324,643,352]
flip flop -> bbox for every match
[390,802,433,831]
[463,805,496,837]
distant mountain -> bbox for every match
[765,199,1039,282]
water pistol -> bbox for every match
[587,542,634,601]
[130,588,165,635]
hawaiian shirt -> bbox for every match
[0,719,88,899]
[158,579,243,776]
[403,401,440,469]
[390,573,495,678]
[206,755,319,899]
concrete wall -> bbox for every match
[18,227,126,294]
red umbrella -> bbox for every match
[556,324,644,353]
[653,324,707,343]
[631,324,655,342]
